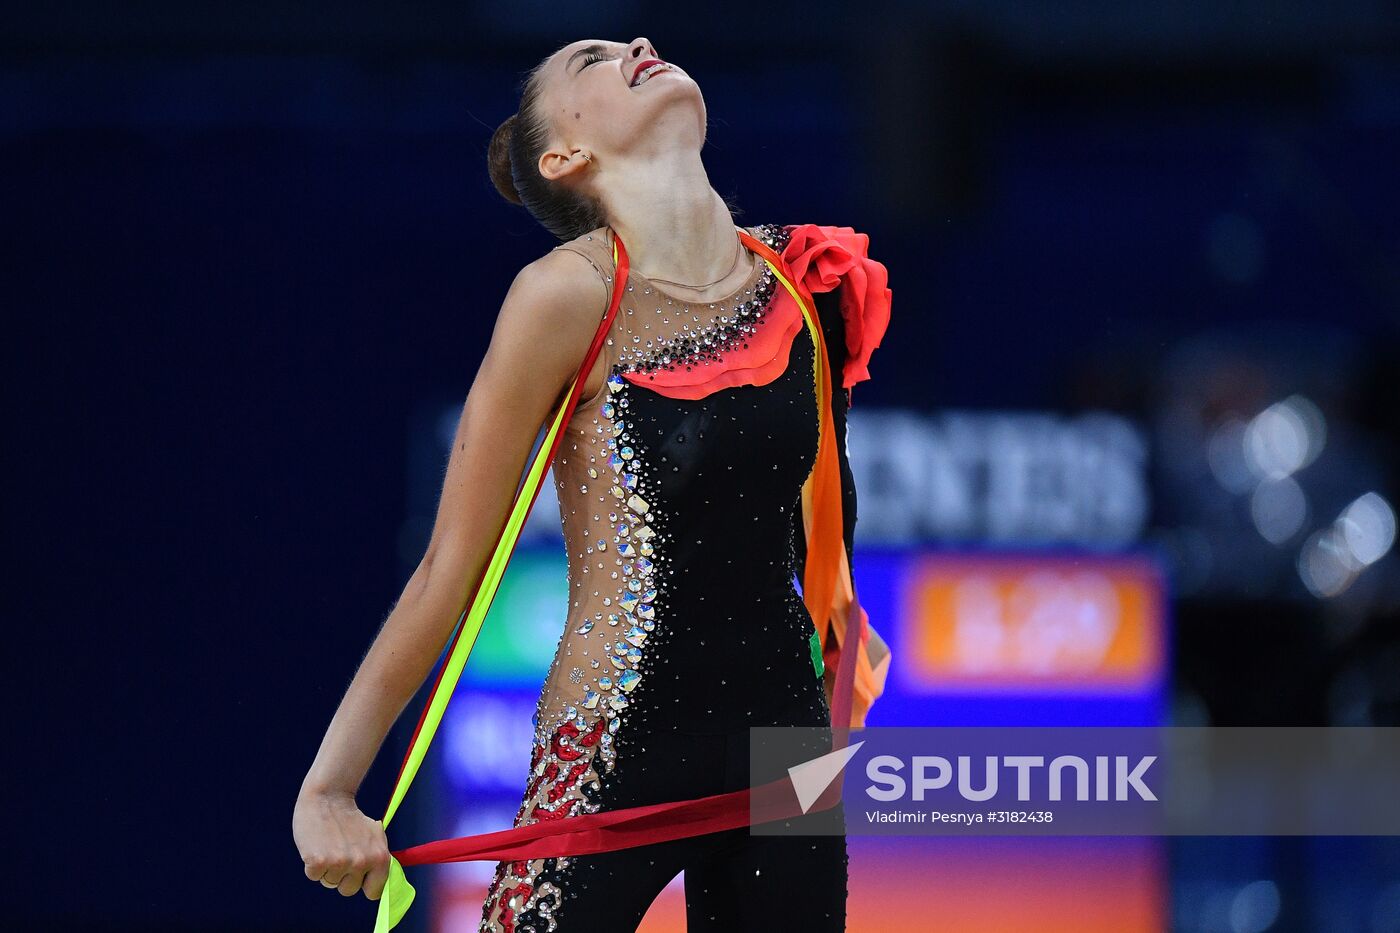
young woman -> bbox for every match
[293,36,891,932]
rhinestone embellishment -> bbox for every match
[483,225,805,933]
[619,224,793,377]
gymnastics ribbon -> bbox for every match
[740,228,890,730]
[372,227,869,931]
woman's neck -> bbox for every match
[602,149,739,294]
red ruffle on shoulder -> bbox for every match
[780,223,892,391]
[619,223,890,399]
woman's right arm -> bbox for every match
[291,248,608,902]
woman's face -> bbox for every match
[534,37,705,163]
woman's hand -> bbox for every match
[293,789,391,900]
[290,247,607,907]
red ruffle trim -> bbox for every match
[780,223,892,391]
[619,223,891,399]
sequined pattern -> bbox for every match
[480,222,821,933]
[477,714,606,932]
[481,321,671,933]
[617,224,791,377]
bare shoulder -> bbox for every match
[493,242,609,346]
[467,241,613,418]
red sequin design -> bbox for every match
[479,716,609,931]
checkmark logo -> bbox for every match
[788,741,865,813]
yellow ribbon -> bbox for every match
[372,241,621,930]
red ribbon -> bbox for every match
[389,227,863,866]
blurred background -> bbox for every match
[5,2,1398,931]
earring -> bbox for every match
[581,152,593,163]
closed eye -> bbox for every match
[577,50,613,73]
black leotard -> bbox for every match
[478,223,858,933]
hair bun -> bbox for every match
[488,114,524,206]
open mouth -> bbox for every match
[630,61,675,88]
